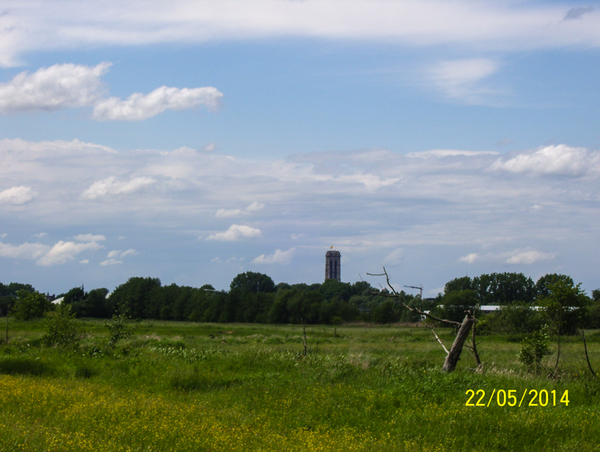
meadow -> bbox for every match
[1,319,599,451]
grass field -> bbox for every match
[1,320,599,451]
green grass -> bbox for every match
[0,320,599,451]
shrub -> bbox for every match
[11,290,52,320]
[0,356,53,376]
[518,325,552,374]
[42,304,81,348]
[105,314,136,347]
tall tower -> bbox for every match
[325,250,341,282]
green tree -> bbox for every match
[63,286,86,305]
[444,276,473,293]
[372,300,400,324]
[109,277,162,319]
[11,290,52,320]
[472,272,535,304]
[79,288,110,318]
[538,280,588,375]
[536,274,574,299]
[441,289,478,323]
[230,272,275,293]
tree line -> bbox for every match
[2,271,600,331]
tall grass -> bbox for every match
[0,320,599,451]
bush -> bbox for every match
[518,325,552,374]
[0,356,53,376]
[105,314,136,347]
[42,304,82,348]
[11,290,52,320]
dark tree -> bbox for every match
[109,277,162,319]
[441,290,478,323]
[230,272,275,294]
[79,288,110,318]
[444,276,473,293]
[536,274,574,299]
[63,286,86,305]
[11,290,52,320]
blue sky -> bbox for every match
[0,0,599,296]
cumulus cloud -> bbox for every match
[490,145,598,176]
[206,224,262,241]
[0,186,35,205]
[82,176,155,199]
[100,258,122,266]
[74,234,107,242]
[252,248,295,264]
[0,62,221,120]
[92,86,223,121]
[36,240,104,266]
[0,241,48,260]
[0,63,110,113]
[1,236,105,266]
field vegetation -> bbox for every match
[1,319,600,451]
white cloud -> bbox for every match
[505,250,555,265]
[216,202,265,218]
[203,143,218,152]
[246,201,265,212]
[2,137,600,291]
[92,86,223,121]
[407,149,499,159]
[252,248,295,264]
[0,137,117,158]
[0,237,104,266]
[0,63,110,113]
[426,58,503,104]
[107,249,137,259]
[79,259,89,264]
[0,186,35,205]
[460,249,555,265]
[206,224,262,241]
[33,232,48,238]
[82,176,155,199]
[3,1,600,68]
[36,240,104,266]
[216,208,245,218]
[0,62,221,121]
[100,258,122,266]
[490,145,598,177]
[74,234,107,242]
[459,253,479,264]
[0,241,48,260]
